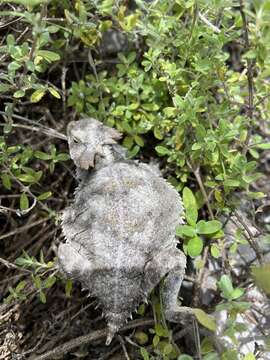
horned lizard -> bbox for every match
[58,118,189,344]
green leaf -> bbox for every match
[153,127,163,140]
[187,236,203,257]
[128,102,139,110]
[247,191,265,199]
[201,338,214,354]
[231,288,244,300]
[223,179,240,187]
[218,275,234,299]
[39,290,46,304]
[65,279,72,298]
[31,89,46,103]
[214,190,223,203]
[177,355,193,360]
[183,187,198,226]
[16,280,26,292]
[47,25,60,33]
[34,170,43,182]
[244,353,256,360]
[134,135,144,147]
[192,308,217,332]
[202,353,220,360]
[252,264,270,295]
[36,50,60,63]
[152,334,159,347]
[249,148,259,159]
[2,0,46,7]
[13,89,25,98]
[34,151,52,160]
[48,87,61,99]
[137,304,145,316]
[20,193,29,211]
[140,347,150,360]
[191,143,202,150]
[15,252,33,267]
[33,275,41,289]
[163,107,177,117]
[123,136,134,149]
[43,276,56,289]
[26,60,35,71]
[141,103,159,111]
[183,187,197,211]
[243,173,261,184]
[49,162,55,173]
[176,225,197,238]
[55,153,70,161]
[134,331,148,345]
[196,220,222,235]
[17,174,36,183]
[0,83,12,93]
[155,146,170,156]
[128,145,140,158]
[254,143,270,149]
[210,244,220,258]
[163,343,173,355]
[173,94,185,109]
[154,323,169,337]
[1,174,11,190]
[37,191,52,201]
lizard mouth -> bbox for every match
[78,150,95,169]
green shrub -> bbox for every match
[1,0,270,358]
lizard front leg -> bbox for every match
[58,242,93,282]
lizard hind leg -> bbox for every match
[162,250,194,323]
[142,245,192,323]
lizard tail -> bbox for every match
[106,323,118,345]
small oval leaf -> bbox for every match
[20,193,29,211]
[31,88,46,103]
[192,308,217,332]
[196,220,222,235]
[187,236,203,257]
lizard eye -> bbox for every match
[73,137,81,144]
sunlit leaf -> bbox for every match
[192,308,217,332]
[30,89,46,103]
[20,192,29,211]
[252,264,270,295]
[187,236,203,257]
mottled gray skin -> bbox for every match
[58,118,190,345]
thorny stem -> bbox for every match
[239,0,255,156]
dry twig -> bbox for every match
[30,319,154,360]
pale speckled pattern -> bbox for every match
[58,118,188,344]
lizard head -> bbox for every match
[67,118,122,170]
